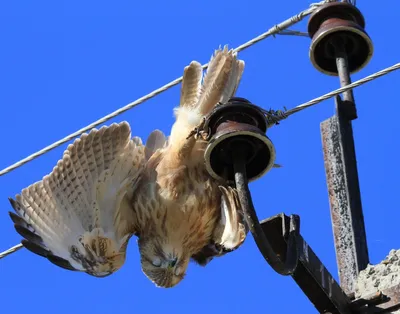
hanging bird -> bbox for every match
[9,46,248,288]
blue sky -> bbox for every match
[1,1,399,313]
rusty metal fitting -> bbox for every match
[308,1,373,76]
[204,97,276,183]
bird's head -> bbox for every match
[138,237,189,288]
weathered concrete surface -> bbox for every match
[355,249,400,313]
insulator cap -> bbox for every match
[308,2,373,76]
[204,97,276,183]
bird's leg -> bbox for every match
[186,117,204,140]
[177,136,197,162]
[187,102,226,140]
[186,117,210,141]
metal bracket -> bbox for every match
[260,213,352,314]
[321,95,369,295]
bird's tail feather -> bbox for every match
[179,61,203,109]
[175,46,245,127]
[197,46,244,115]
[166,47,245,164]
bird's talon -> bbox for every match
[187,118,207,140]
[199,130,209,141]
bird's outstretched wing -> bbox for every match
[9,122,145,277]
[191,186,247,266]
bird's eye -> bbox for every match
[170,258,177,268]
[152,258,162,267]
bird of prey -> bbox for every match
[9,46,248,288]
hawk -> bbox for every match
[9,46,248,288]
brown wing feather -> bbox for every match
[191,186,247,266]
[144,129,167,161]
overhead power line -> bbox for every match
[0,244,23,259]
[264,62,400,127]
[0,0,328,178]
